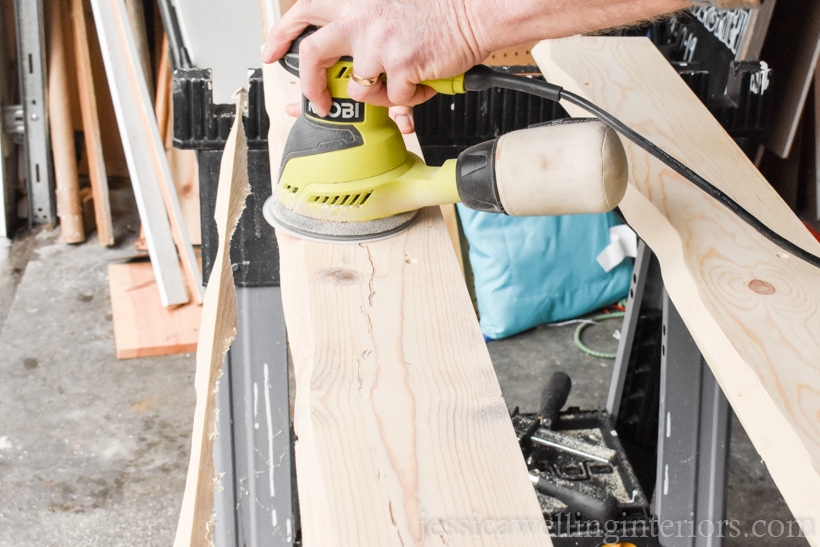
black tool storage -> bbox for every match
[513,409,660,547]
[634,7,774,156]
[171,68,279,288]
[415,66,568,166]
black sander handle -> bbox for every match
[279,26,320,78]
[539,371,572,430]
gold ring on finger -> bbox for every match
[351,72,380,87]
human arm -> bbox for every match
[261,0,746,117]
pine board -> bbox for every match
[265,61,551,546]
[47,0,84,243]
[534,36,820,544]
[71,0,114,246]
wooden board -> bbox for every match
[736,0,777,61]
[484,43,537,67]
[534,36,820,544]
[259,0,297,33]
[174,92,250,547]
[165,126,202,247]
[109,261,201,359]
[124,0,153,100]
[0,0,16,238]
[265,61,551,546]
[71,0,114,246]
[400,134,464,273]
[47,0,84,243]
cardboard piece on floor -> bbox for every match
[109,261,201,359]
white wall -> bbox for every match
[173,0,277,104]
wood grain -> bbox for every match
[173,91,249,547]
[155,33,171,143]
[48,0,84,243]
[534,36,820,543]
[265,61,551,546]
[109,261,201,359]
[71,0,114,246]
[164,126,202,248]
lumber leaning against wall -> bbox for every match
[71,0,114,246]
[47,0,84,244]
[90,0,202,305]
[265,61,553,546]
[534,36,820,545]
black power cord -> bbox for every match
[464,65,820,270]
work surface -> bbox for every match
[0,183,194,546]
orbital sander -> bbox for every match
[263,30,629,243]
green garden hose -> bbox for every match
[573,312,625,359]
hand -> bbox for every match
[261,0,695,117]
[389,106,415,135]
[283,101,415,135]
[261,0,490,117]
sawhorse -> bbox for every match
[609,241,731,547]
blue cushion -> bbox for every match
[457,206,633,340]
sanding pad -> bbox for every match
[263,196,418,243]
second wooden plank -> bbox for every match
[48,0,84,243]
[535,35,820,544]
[71,0,114,246]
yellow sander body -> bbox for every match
[264,56,466,242]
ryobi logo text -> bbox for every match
[305,98,365,123]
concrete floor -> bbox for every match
[0,183,194,547]
[0,181,809,546]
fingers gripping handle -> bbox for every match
[456,118,629,216]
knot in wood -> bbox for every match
[321,268,361,285]
[748,279,775,295]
